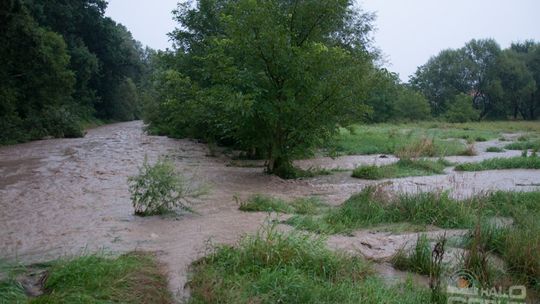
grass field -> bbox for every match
[326,121,540,157]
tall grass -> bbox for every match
[455,155,540,171]
[239,195,327,215]
[352,159,450,180]
[504,140,540,151]
[287,187,475,234]
[391,234,433,275]
[29,252,173,304]
[187,225,431,304]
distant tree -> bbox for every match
[410,49,469,116]
[411,39,502,119]
[492,50,536,119]
[445,94,480,123]
[393,88,431,121]
[364,68,400,122]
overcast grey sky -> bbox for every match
[106,0,540,82]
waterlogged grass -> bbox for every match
[287,188,540,235]
[352,159,450,180]
[391,234,433,276]
[187,225,432,304]
[455,155,540,171]
[485,146,504,153]
[239,195,327,215]
[504,140,540,151]
[284,188,540,294]
[286,187,476,234]
[0,252,173,304]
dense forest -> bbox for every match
[2,0,539,177]
[0,0,150,144]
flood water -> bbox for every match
[1,121,539,299]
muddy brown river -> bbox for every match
[1,121,539,299]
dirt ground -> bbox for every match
[1,121,539,300]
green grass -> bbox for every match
[286,187,476,234]
[327,125,469,157]
[455,155,540,171]
[326,121,540,157]
[504,140,540,151]
[0,279,27,303]
[485,146,504,153]
[0,252,173,304]
[287,188,540,235]
[187,225,432,304]
[239,195,327,215]
[391,234,433,276]
[352,159,450,180]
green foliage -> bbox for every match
[128,157,203,216]
[455,155,540,171]
[29,252,173,303]
[187,225,431,304]
[147,0,377,177]
[411,39,540,120]
[0,0,150,144]
[352,159,449,180]
[445,94,480,123]
[393,88,432,121]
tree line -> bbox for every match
[0,0,151,144]
[3,0,538,178]
[143,0,539,178]
[411,39,540,121]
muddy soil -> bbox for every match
[1,121,539,300]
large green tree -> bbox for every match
[148,0,376,177]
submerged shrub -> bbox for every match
[128,157,203,216]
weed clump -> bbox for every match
[392,234,433,275]
[128,157,204,216]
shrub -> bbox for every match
[128,157,203,216]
